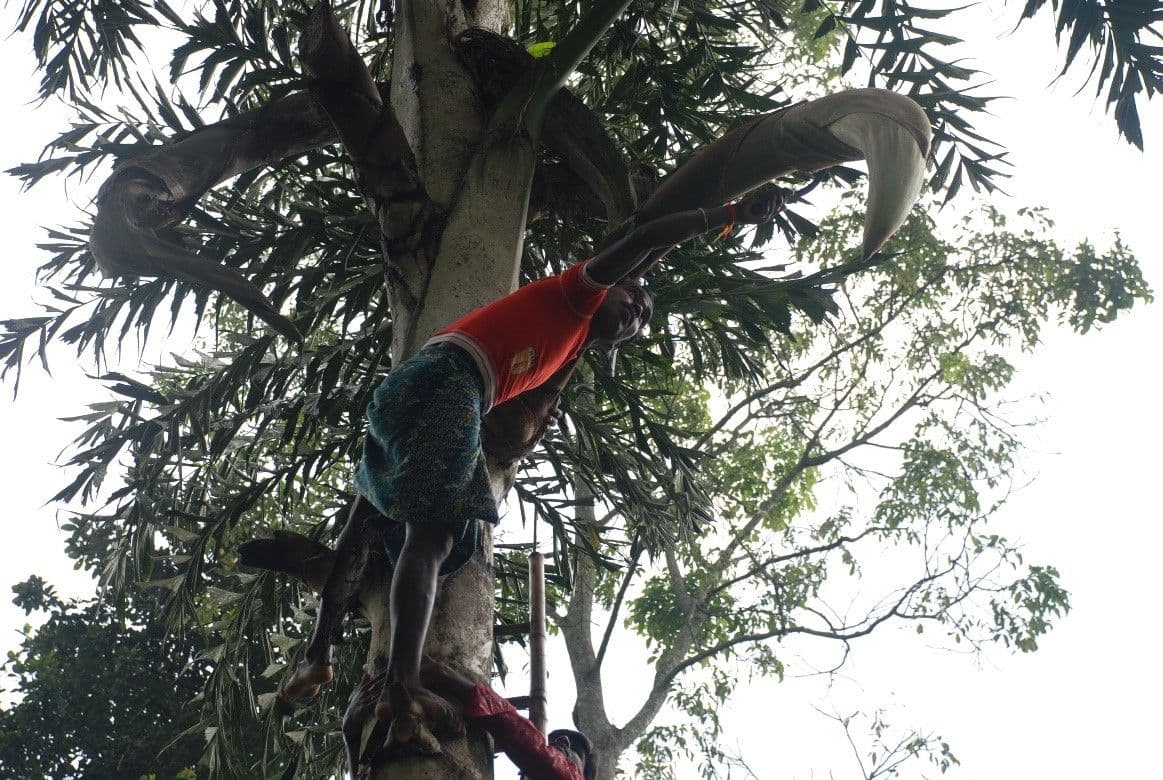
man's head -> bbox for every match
[589,279,654,349]
[548,728,597,780]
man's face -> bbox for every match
[591,281,653,347]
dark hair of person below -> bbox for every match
[548,728,597,780]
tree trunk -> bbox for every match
[363,0,528,776]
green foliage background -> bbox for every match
[0,0,1158,776]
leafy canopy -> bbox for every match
[0,0,1158,776]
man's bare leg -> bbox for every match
[282,498,375,700]
[374,521,462,753]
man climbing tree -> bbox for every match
[249,186,783,760]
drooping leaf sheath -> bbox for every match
[89,91,340,341]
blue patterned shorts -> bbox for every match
[354,343,498,575]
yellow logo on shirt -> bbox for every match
[510,347,537,375]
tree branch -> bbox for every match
[694,273,941,453]
[657,561,955,691]
[593,539,642,674]
[707,527,890,600]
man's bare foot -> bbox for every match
[361,682,463,759]
[280,659,333,701]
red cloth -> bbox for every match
[427,262,608,411]
[462,684,584,780]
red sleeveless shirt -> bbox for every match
[425,262,609,410]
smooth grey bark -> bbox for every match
[362,0,515,773]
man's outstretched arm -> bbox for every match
[421,660,585,780]
[584,186,784,286]
[462,686,583,780]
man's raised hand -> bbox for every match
[736,184,786,224]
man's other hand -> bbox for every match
[737,183,785,224]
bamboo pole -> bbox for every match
[528,551,548,734]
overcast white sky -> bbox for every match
[1,2,1160,779]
